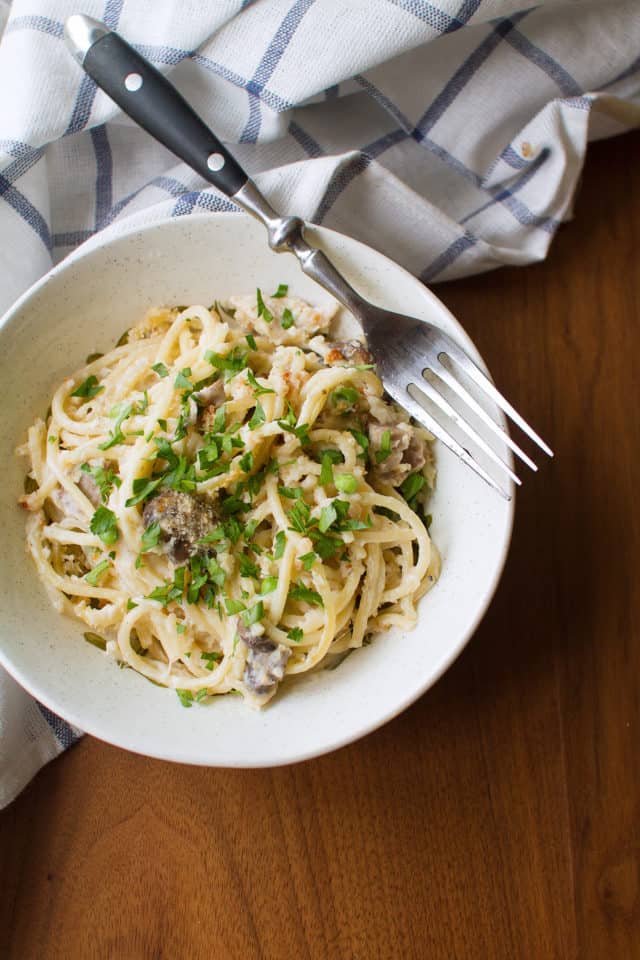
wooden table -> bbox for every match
[2,130,639,960]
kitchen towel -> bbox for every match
[1,0,639,807]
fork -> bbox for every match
[64,15,552,499]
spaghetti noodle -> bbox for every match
[17,290,439,707]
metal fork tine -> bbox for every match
[439,343,554,457]
[409,378,521,487]
[384,383,513,500]
[430,363,538,472]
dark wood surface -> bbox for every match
[2,130,639,960]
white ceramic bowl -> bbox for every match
[0,214,513,766]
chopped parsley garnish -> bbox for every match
[238,553,259,578]
[140,521,161,553]
[272,283,288,298]
[274,530,286,559]
[248,400,266,430]
[84,558,111,585]
[174,366,192,390]
[288,581,324,607]
[287,627,303,643]
[206,347,248,381]
[288,498,312,533]
[80,462,121,502]
[375,428,392,463]
[239,450,254,473]
[399,472,426,505]
[281,308,295,329]
[319,452,335,487]
[246,369,274,396]
[277,403,311,446]
[99,402,133,451]
[201,651,222,670]
[90,506,119,546]
[335,473,358,494]
[176,623,186,634]
[246,334,257,351]
[124,474,164,507]
[147,567,185,606]
[260,576,278,595]
[349,429,369,455]
[152,362,169,378]
[225,598,246,615]
[71,375,103,399]
[83,631,106,650]
[256,288,274,323]
[319,503,337,533]
[278,485,302,500]
[176,689,194,708]
[241,600,264,626]
[331,386,359,411]
[299,552,315,571]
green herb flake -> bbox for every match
[125,474,164,508]
[256,287,274,323]
[299,552,315,571]
[174,366,192,390]
[281,308,295,330]
[239,450,254,473]
[349,429,369,454]
[319,452,335,487]
[90,506,119,546]
[225,598,246,615]
[126,598,138,611]
[201,651,222,670]
[238,553,259,579]
[71,374,104,400]
[83,631,106,651]
[80,462,121,502]
[246,334,257,351]
[140,520,161,553]
[246,368,275,396]
[288,581,324,607]
[375,429,392,463]
[272,283,289,298]
[152,362,169,378]
[319,503,337,533]
[287,627,304,643]
[241,600,264,626]
[274,530,286,559]
[176,688,194,708]
[330,386,359,410]
[84,558,111,585]
[260,576,278,595]
[278,485,302,500]
[99,402,133,451]
[335,473,358,494]
[399,472,426,503]
[248,400,266,431]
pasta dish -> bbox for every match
[18,289,439,707]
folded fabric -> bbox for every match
[1,0,639,807]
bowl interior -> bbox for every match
[0,214,513,765]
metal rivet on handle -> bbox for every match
[207,153,225,172]
[124,73,143,92]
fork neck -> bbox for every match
[232,180,370,323]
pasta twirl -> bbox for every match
[17,291,440,707]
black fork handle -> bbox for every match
[69,17,248,197]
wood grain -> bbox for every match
[2,129,639,960]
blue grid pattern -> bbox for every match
[2,0,634,285]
